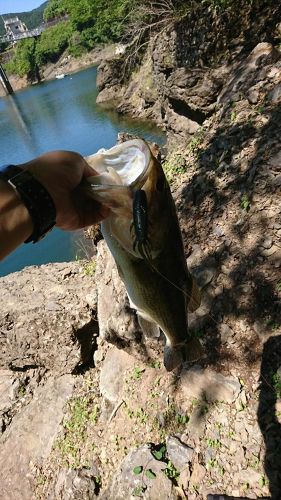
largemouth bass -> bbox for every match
[86,139,203,371]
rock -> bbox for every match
[48,466,100,499]
[220,323,235,344]
[260,244,278,257]
[190,462,206,485]
[100,444,178,500]
[247,89,259,104]
[267,83,281,103]
[261,237,273,249]
[0,262,97,373]
[213,225,225,237]
[180,365,241,403]
[99,347,135,404]
[192,267,216,288]
[166,436,193,470]
[218,42,281,104]
[0,375,74,500]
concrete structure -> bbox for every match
[4,17,28,40]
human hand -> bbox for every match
[20,151,109,230]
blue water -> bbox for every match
[0,66,165,277]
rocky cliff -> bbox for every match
[0,1,281,499]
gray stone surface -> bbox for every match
[100,444,178,500]
[48,466,100,500]
[0,262,97,373]
[180,365,241,403]
[0,375,74,500]
[166,435,193,470]
[99,347,135,403]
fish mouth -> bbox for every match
[86,139,152,192]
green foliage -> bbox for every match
[43,0,67,21]
[133,465,143,474]
[132,367,145,380]
[164,460,180,480]
[152,444,166,460]
[240,193,251,211]
[145,468,156,479]
[83,259,96,276]
[5,38,37,78]
[271,371,281,399]
[55,396,99,467]
[35,21,72,65]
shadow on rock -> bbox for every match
[258,335,281,499]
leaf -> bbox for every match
[152,450,163,460]
[133,466,143,475]
[145,469,156,479]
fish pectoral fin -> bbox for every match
[187,277,202,313]
[137,314,160,339]
[163,337,203,372]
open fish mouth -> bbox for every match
[85,139,156,257]
[86,139,152,194]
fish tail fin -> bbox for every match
[187,277,201,313]
[163,337,203,372]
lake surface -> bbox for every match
[0,66,165,277]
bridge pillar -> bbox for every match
[0,63,13,94]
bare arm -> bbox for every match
[0,180,33,260]
[0,151,108,261]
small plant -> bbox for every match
[83,260,96,276]
[240,193,251,211]
[206,438,221,449]
[267,319,280,331]
[236,401,246,412]
[187,128,205,155]
[152,444,166,460]
[148,360,161,369]
[133,466,143,475]
[164,460,180,480]
[249,455,260,469]
[145,469,156,479]
[230,110,237,122]
[132,367,145,380]
[276,281,281,292]
[272,371,281,399]
[206,458,218,469]
[259,474,269,487]
[132,485,146,497]
[176,414,189,424]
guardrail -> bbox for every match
[0,26,45,43]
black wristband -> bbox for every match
[0,165,56,243]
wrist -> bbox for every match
[0,180,33,259]
[0,165,56,243]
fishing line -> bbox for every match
[146,258,222,330]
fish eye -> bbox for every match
[156,176,166,191]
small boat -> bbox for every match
[55,74,66,80]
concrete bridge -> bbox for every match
[0,26,45,43]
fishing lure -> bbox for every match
[132,189,151,260]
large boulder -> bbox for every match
[0,262,97,373]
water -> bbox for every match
[0,66,165,277]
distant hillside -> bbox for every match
[0,1,48,36]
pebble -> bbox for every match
[261,237,273,249]
[260,244,278,257]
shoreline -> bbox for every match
[0,43,117,97]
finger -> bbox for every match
[83,162,99,178]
